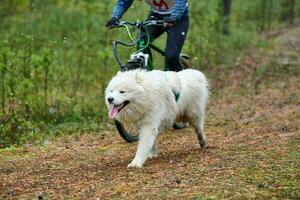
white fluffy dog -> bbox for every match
[105,69,209,168]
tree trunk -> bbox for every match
[219,0,232,35]
[288,0,295,25]
[281,0,295,25]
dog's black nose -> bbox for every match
[107,97,114,103]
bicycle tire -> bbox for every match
[114,120,139,142]
[180,53,191,69]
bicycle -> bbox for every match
[109,19,190,142]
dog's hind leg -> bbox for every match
[128,126,158,168]
[189,109,207,148]
[196,115,207,148]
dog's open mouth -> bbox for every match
[108,100,129,119]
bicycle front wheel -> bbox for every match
[114,120,139,142]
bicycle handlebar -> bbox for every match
[115,20,164,29]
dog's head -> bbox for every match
[105,70,145,119]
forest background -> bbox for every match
[0,0,299,147]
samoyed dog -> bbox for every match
[105,69,209,168]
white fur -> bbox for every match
[105,69,209,168]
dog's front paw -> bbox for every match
[127,158,144,168]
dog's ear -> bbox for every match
[135,72,143,84]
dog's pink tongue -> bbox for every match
[108,106,119,119]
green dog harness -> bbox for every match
[173,90,180,102]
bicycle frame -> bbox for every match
[111,20,165,71]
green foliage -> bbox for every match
[0,0,300,147]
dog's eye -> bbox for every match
[119,90,126,94]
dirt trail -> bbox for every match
[1,27,300,199]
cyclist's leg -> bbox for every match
[165,16,189,72]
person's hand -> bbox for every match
[163,17,176,27]
[106,17,120,29]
